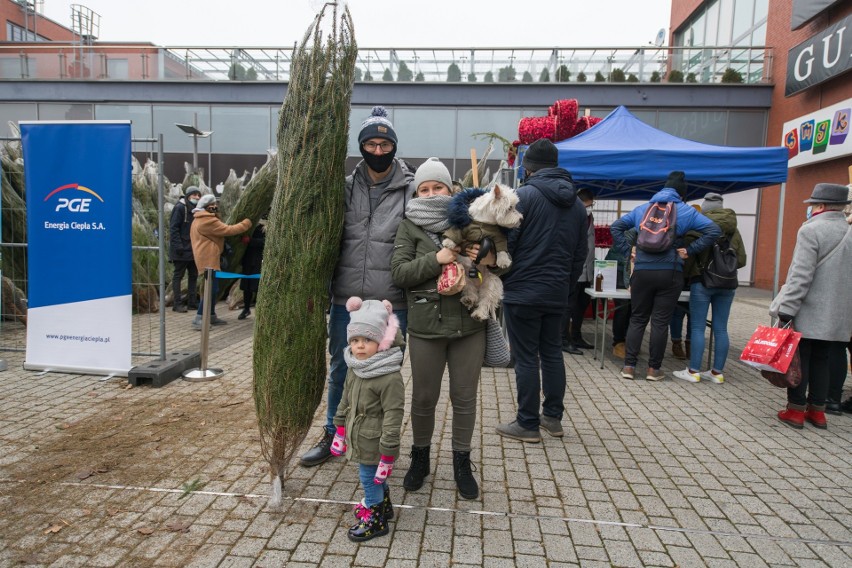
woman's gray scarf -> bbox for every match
[344,346,404,379]
[405,195,453,247]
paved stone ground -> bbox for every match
[1,288,851,567]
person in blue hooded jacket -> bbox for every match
[495,138,588,443]
[609,171,721,381]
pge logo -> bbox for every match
[43,183,104,212]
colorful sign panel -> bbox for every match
[22,121,132,375]
[783,98,851,168]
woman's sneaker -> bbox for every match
[700,370,725,384]
[620,366,635,380]
[673,369,701,383]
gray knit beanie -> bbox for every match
[346,296,399,351]
[702,192,724,212]
[192,194,217,213]
[184,186,202,199]
[358,106,398,145]
[413,157,453,192]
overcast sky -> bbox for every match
[38,0,673,48]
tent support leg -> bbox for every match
[772,182,786,299]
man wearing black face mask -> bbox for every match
[300,106,415,467]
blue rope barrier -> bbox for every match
[215,271,260,279]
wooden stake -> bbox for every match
[470,148,479,188]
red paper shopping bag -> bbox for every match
[740,324,802,373]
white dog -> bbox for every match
[442,184,523,320]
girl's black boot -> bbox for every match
[348,503,388,542]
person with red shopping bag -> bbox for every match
[769,183,852,430]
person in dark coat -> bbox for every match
[604,229,635,359]
[238,220,266,320]
[495,138,588,443]
[169,186,202,312]
[562,188,596,354]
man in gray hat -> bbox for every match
[771,183,852,430]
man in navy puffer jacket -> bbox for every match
[496,139,588,443]
[610,171,720,381]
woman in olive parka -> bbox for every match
[391,158,498,501]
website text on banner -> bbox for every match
[22,121,132,376]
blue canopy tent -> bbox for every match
[516,105,790,292]
[544,105,789,201]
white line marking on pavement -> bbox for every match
[3,478,851,548]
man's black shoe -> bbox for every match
[826,400,842,415]
[573,338,595,349]
[561,342,583,355]
[841,398,852,414]
[299,431,334,467]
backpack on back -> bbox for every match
[636,202,677,253]
[702,236,739,289]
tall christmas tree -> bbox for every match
[252,3,357,507]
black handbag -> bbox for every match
[220,241,234,271]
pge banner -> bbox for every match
[22,121,132,375]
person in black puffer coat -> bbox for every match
[168,186,201,312]
[496,138,589,444]
[238,220,266,320]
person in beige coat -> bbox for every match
[771,183,852,429]
[189,194,252,328]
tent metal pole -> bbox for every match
[772,182,786,299]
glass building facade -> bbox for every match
[0,102,770,172]
[673,0,770,83]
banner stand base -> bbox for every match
[182,367,225,382]
[128,352,201,388]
